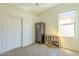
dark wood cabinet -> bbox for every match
[35,22,45,44]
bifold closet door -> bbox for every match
[0,15,21,53]
[0,16,2,53]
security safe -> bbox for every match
[35,22,45,44]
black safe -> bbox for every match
[35,22,45,44]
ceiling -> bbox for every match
[12,3,60,13]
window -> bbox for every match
[59,11,76,37]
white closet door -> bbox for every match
[1,16,7,52]
[0,15,21,53]
[6,18,12,50]
[0,15,7,53]
[0,18,1,52]
[10,17,21,49]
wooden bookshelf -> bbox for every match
[45,35,59,47]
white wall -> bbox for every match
[0,4,39,53]
[38,4,79,51]
[23,14,40,47]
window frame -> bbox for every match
[58,10,77,38]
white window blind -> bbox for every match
[59,11,76,37]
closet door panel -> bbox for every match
[0,15,7,53]
[0,18,1,52]
[5,16,13,50]
[1,16,7,52]
[5,16,21,50]
[10,18,21,49]
[0,15,21,53]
